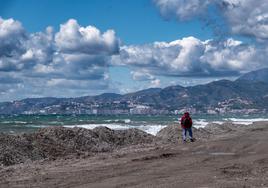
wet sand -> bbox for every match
[0,122,268,188]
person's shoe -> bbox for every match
[190,138,195,142]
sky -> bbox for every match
[0,0,268,101]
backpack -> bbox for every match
[182,117,191,127]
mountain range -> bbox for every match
[1,68,268,115]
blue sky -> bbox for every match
[0,0,213,44]
[0,0,268,101]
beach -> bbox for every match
[2,0,268,187]
[0,121,267,187]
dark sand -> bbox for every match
[0,122,268,188]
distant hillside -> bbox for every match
[237,68,268,83]
[1,69,268,115]
[121,79,268,110]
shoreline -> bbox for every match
[2,115,268,135]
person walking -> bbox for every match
[180,112,194,142]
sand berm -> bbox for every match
[0,122,267,187]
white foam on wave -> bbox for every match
[193,117,268,128]
[18,117,268,136]
[124,119,131,123]
[176,119,222,128]
[1,121,12,124]
[136,125,167,135]
[193,119,225,128]
[211,121,225,125]
[193,119,209,128]
[14,121,28,124]
[26,125,51,128]
[104,119,131,123]
[223,118,268,125]
[177,119,219,128]
[48,121,64,125]
[1,121,28,124]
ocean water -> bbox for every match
[0,114,268,135]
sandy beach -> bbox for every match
[0,122,267,188]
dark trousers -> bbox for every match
[182,127,193,141]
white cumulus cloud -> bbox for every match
[55,19,119,55]
[112,37,262,77]
[0,18,120,101]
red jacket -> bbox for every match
[180,113,192,128]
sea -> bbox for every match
[1,114,268,135]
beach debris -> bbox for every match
[0,126,154,166]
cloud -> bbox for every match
[201,39,259,73]
[24,27,55,64]
[36,53,110,81]
[112,37,262,77]
[131,70,155,81]
[0,73,22,84]
[220,0,268,40]
[0,17,119,75]
[0,18,120,101]
[154,0,211,21]
[154,0,268,41]
[130,70,162,89]
[0,77,111,101]
[0,17,27,71]
[46,78,108,90]
[112,37,206,76]
[150,79,161,87]
[0,16,267,101]
[0,17,25,39]
[0,18,55,72]
[55,19,119,55]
